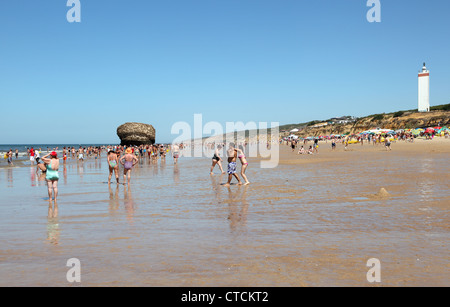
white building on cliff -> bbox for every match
[418,62,430,112]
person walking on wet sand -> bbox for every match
[224,143,242,187]
[172,143,180,164]
[385,138,392,151]
[30,147,35,165]
[7,149,13,166]
[210,145,225,174]
[41,151,59,200]
[120,147,138,185]
[107,150,120,185]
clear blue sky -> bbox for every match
[0,0,449,144]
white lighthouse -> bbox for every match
[418,62,430,112]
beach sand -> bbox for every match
[0,138,449,286]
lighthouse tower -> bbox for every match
[418,62,430,112]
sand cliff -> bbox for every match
[288,110,450,137]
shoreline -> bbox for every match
[1,136,448,169]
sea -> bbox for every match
[0,144,114,159]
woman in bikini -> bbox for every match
[41,151,60,200]
[236,145,250,185]
[210,145,225,174]
[120,148,139,185]
[107,150,120,184]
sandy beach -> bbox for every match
[0,138,448,286]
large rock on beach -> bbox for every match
[117,122,156,146]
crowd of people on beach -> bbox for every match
[27,140,252,201]
[282,128,450,155]
[3,125,449,202]
[31,143,184,190]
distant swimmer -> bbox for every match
[107,150,120,185]
[120,147,138,185]
[41,152,60,201]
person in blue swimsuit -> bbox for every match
[107,150,120,185]
[41,151,60,200]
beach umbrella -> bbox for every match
[425,128,434,133]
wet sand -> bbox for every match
[0,138,449,286]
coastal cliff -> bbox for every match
[286,109,450,137]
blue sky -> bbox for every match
[0,0,449,144]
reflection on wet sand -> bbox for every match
[77,161,84,182]
[63,164,67,185]
[124,184,135,223]
[210,173,225,207]
[226,185,249,232]
[108,184,120,214]
[37,172,46,186]
[30,167,35,187]
[7,168,13,187]
[47,200,59,245]
[173,164,180,183]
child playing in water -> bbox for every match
[224,143,242,187]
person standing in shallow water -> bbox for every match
[41,151,59,200]
[172,144,180,164]
[107,150,120,185]
[120,147,138,185]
